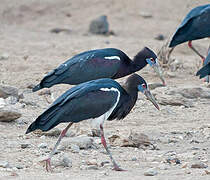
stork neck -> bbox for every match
[131,54,148,72]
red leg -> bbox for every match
[100,124,126,171]
[188,41,205,63]
[41,122,73,172]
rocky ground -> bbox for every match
[0,0,210,179]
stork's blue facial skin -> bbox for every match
[146,58,156,66]
[137,84,146,93]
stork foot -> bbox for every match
[112,165,127,171]
[40,158,53,172]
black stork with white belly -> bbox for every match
[26,74,159,171]
[32,47,165,92]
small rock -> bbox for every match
[169,59,182,72]
[0,98,6,108]
[191,163,208,169]
[144,168,158,176]
[70,144,80,153]
[42,128,61,137]
[38,143,47,149]
[168,87,210,99]
[61,155,72,168]
[20,143,30,149]
[89,15,109,35]
[0,106,22,122]
[0,53,9,60]
[5,96,18,105]
[139,12,153,18]
[185,169,191,174]
[205,170,210,175]
[0,85,19,99]
[86,159,97,166]
[50,28,71,34]
[38,89,51,96]
[155,34,165,41]
[148,83,165,90]
[0,161,10,168]
[157,94,193,107]
[87,165,99,170]
[131,157,137,161]
[61,136,93,150]
[166,157,181,164]
[15,164,24,169]
[166,72,176,78]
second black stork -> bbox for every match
[169,4,210,62]
[32,47,165,92]
[26,74,159,171]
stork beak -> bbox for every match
[153,59,166,86]
[144,89,160,110]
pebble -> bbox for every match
[20,143,30,149]
[0,85,19,98]
[70,144,80,153]
[42,128,61,137]
[155,34,165,41]
[5,96,18,105]
[89,15,109,35]
[38,143,47,149]
[87,165,99,170]
[191,163,208,169]
[0,53,9,60]
[62,155,72,168]
[0,161,10,168]
[0,106,22,122]
[144,168,158,176]
[0,98,6,108]
[61,136,93,150]
[139,12,153,18]
[131,157,137,161]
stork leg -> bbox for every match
[188,41,205,63]
[100,124,126,171]
[41,122,74,172]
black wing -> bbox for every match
[32,49,125,91]
[196,62,210,78]
[27,81,120,133]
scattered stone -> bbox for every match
[5,96,18,105]
[167,87,210,99]
[205,170,210,175]
[26,83,36,89]
[148,83,165,90]
[0,106,22,122]
[38,143,47,149]
[0,85,19,99]
[86,159,97,166]
[155,34,165,41]
[0,161,10,168]
[87,165,99,170]
[122,131,155,149]
[101,161,110,167]
[131,157,137,161]
[42,128,61,137]
[89,15,109,35]
[0,98,6,108]
[166,71,176,78]
[191,163,208,169]
[15,164,24,169]
[144,168,158,176]
[166,157,181,164]
[157,94,193,107]
[50,28,72,34]
[61,136,93,150]
[61,155,72,168]
[20,143,30,149]
[185,169,191,174]
[169,59,182,72]
[70,144,80,153]
[139,12,153,18]
[0,53,9,60]
[38,89,51,96]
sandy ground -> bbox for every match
[0,0,210,179]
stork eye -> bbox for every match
[150,58,155,62]
[142,84,146,89]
